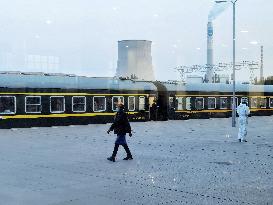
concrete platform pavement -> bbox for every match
[0,116,272,205]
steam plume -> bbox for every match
[208,2,230,21]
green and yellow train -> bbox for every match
[0,72,273,128]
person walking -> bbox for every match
[107,102,133,162]
[150,100,157,121]
[236,99,250,142]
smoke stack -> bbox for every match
[206,21,214,83]
[116,40,155,81]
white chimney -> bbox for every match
[206,21,214,83]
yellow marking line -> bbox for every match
[175,110,231,113]
[175,108,273,113]
[0,92,149,96]
[175,95,243,97]
[175,95,273,98]
[248,96,270,98]
[250,108,273,111]
[1,112,139,119]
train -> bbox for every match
[1,71,273,128]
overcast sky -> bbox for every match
[0,0,272,81]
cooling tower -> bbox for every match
[206,21,214,83]
[116,40,155,81]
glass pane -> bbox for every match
[72,97,86,112]
[270,98,273,108]
[26,97,40,104]
[94,97,106,112]
[26,105,41,113]
[208,98,216,109]
[220,98,228,109]
[112,96,124,111]
[51,97,65,112]
[186,97,191,110]
[231,97,238,108]
[195,98,204,110]
[0,97,15,113]
[128,97,135,111]
[176,97,183,110]
[73,104,85,112]
[258,98,267,108]
[251,98,257,108]
[139,96,145,110]
[73,97,85,104]
[169,97,174,107]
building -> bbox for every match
[116,40,155,81]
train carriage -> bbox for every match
[0,72,157,128]
[161,81,273,120]
[1,71,273,128]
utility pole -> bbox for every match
[260,45,264,83]
[231,0,238,127]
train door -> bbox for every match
[148,96,156,120]
[157,93,168,120]
[152,81,168,121]
[168,95,176,120]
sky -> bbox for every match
[0,0,272,81]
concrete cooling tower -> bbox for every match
[116,40,155,81]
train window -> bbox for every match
[250,98,257,108]
[128,96,135,111]
[169,97,174,108]
[220,97,228,109]
[50,96,65,113]
[176,97,183,110]
[112,96,124,111]
[72,96,86,112]
[270,98,273,108]
[93,96,106,112]
[208,97,216,109]
[230,97,238,108]
[25,96,42,113]
[0,96,16,114]
[139,96,145,110]
[186,97,191,110]
[195,97,204,110]
[258,97,267,108]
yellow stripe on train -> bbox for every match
[1,112,139,119]
[175,108,273,113]
[0,92,149,96]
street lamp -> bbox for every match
[215,0,238,127]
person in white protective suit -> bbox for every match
[236,99,250,142]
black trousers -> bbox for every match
[112,143,132,158]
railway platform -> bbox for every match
[0,116,272,205]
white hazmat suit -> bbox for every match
[236,102,250,142]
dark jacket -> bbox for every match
[110,109,131,135]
